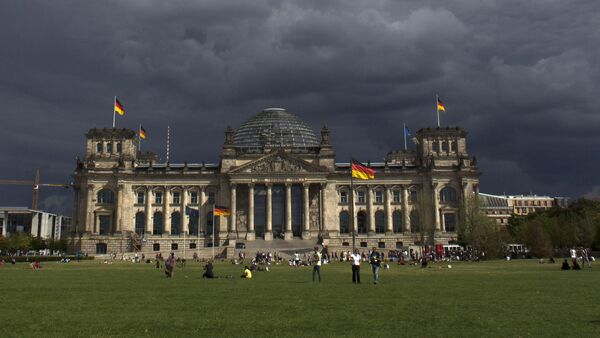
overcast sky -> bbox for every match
[1,0,599,215]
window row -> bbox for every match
[96,142,123,154]
[339,190,417,204]
[96,188,215,205]
[134,211,220,236]
[431,140,458,153]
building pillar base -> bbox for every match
[264,231,273,241]
[284,232,294,240]
[385,231,394,236]
[246,232,255,241]
[227,232,237,240]
[368,231,376,236]
[302,231,311,240]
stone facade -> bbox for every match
[69,108,480,256]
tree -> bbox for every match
[458,195,503,258]
[7,233,31,254]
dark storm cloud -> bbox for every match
[1,0,600,214]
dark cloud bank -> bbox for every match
[1,0,599,214]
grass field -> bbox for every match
[1,259,598,337]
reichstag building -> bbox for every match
[70,108,480,254]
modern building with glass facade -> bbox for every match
[70,108,480,255]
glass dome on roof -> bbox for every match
[233,108,319,150]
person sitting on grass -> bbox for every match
[203,261,215,278]
[241,266,252,279]
[572,259,581,270]
[30,260,41,270]
[561,259,570,270]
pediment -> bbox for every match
[230,152,328,174]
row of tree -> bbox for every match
[0,233,68,255]
[455,196,600,258]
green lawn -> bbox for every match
[0,259,598,337]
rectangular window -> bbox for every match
[340,191,348,204]
[155,192,163,204]
[116,143,122,153]
[208,192,216,204]
[410,191,418,203]
[137,192,144,204]
[393,191,401,203]
[106,143,113,153]
[190,192,198,204]
[172,192,181,204]
[375,191,383,203]
[357,191,365,203]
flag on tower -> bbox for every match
[214,206,231,216]
[351,159,375,180]
[437,96,446,112]
[114,98,125,116]
[139,126,147,139]
[404,125,412,137]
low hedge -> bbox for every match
[0,255,95,263]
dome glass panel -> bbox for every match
[233,108,319,151]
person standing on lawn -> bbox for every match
[312,246,322,282]
[165,253,176,278]
[351,248,361,284]
[369,247,382,284]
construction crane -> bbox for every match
[0,168,70,209]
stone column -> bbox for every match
[247,184,255,240]
[71,188,79,233]
[145,188,152,234]
[199,187,206,235]
[368,186,375,235]
[320,183,327,235]
[385,186,393,234]
[182,187,189,235]
[265,183,273,240]
[163,187,171,235]
[302,183,310,239]
[115,184,123,233]
[86,184,94,233]
[402,185,410,232]
[284,183,293,240]
[433,183,441,232]
[229,184,237,238]
[2,211,8,237]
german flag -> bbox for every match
[139,126,147,139]
[437,96,446,112]
[114,97,125,116]
[214,206,231,216]
[351,159,375,180]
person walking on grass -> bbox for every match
[312,246,322,282]
[370,247,382,284]
[165,253,176,278]
[351,248,361,284]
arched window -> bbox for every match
[171,212,181,235]
[410,211,420,233]
[96,142,103,153]
[106,143,113,153]
[375,210,385,233]
[393,210,402,233]
[116,142,122,153]
[97,189,115,204]
[440,187,457,202]
[153,211,163,235]
[339,211,350,234]
[451,141,458,152]
[135,211,145,235]
[432,141,439,152]
[357,211,367,234]
[441,141,449,152]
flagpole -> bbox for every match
[113,96,116,128]
[350,158,356,252]
[138,124,141,153]
[403,123,407,151]
[436,94,440,128]
[212,204,215,260]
